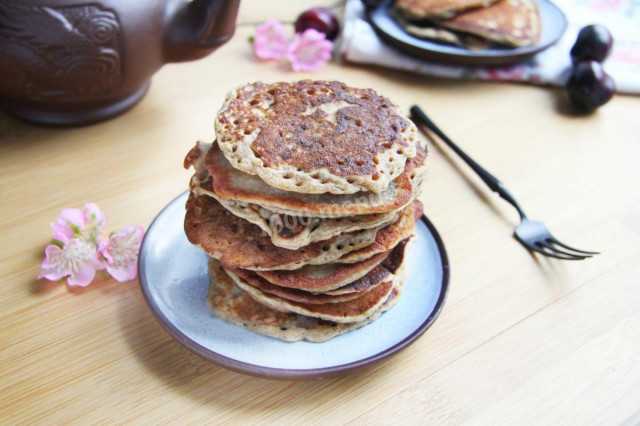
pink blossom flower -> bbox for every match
[40,203,144,288]
[287,29,334,72]
[38,239,104,287]
[82,202,107,245]
[99,225,145,282]
[254,19,289,60]
[50,207,85,240]
[50,203,107,244]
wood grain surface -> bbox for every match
[1,1,639,423]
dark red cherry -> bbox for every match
[570,25,614,64]
[361,0,384,9]
[567,60,616,110]
[295,8,340,41]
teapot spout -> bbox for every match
[164,0,240,63]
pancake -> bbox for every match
[396,0,500,19]
[186,141,415,218]
[380,238,412,275]
[226,267,401,323]
[185,192,392,271]
[336,201,420,264]
[438,0,541,47]
[214,196,398,250]
[406,142,428,196]
[186,146,399,249]
[211,193,398,250]
[215,81,418,195]
[254,251,389,292]
[226,267,385,304]
[402,22,492,49]
[322,264,391,296]
[207,259,401,342]
[227,236,411,304]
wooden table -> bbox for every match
[2,1,639,423]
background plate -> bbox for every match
[367,0,567,66]
[139,192,449,379]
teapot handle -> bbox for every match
[164,0,240,63]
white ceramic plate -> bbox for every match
[139,192,449,379]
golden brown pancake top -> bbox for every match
[216,81,412,178]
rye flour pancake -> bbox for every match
[336,201,420,264]
[228,264,391,304]
[207,259,400,342]
[254,251,389,292]
[184,193,418,271]
[226,268,401,323]
[226,236,410,305]
[185,140,424,218]
[215,81,418,195]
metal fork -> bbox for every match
[410,105,598,260]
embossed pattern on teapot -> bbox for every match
[0,0,240,126]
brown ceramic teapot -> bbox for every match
[0,0,240,125]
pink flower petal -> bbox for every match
[106,262,137,282]
[84,202,107,228]
[101,225,144,282]
[38,239,102,286]
[51,207,86,239]
[254,19,289,60]
[51,222,74,240]
[38,245,69,281]
[287,29,334,73]
[67,262,97,287]
[81,203,107,245]
[51,230,71,244]
[59,208,86,229]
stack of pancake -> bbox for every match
[395,0,542,48]
[183,80,427,342]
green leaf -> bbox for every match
[50,239,65,248]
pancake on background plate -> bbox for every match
[396,0,542,48]
[402,21,492,49]
[438,0,541,47]
[396,0,501,19]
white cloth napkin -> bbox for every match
[340,0,640,94]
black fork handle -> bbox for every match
[410,106,527,220]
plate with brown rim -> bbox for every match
[138,191,449,379]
